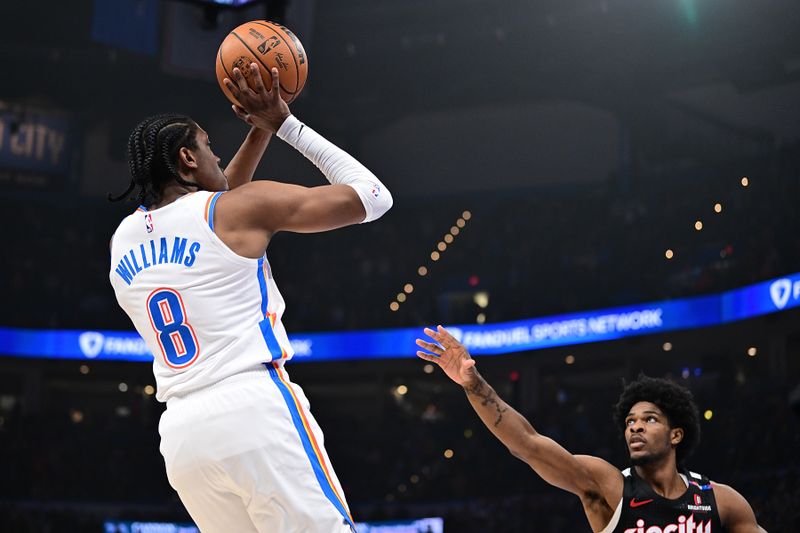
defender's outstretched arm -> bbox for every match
[416,326,622,530]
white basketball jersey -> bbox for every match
[109,191,294,402]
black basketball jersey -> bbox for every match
[602,468,724,533]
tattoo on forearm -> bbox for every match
[466,379,508,427]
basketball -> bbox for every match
[216,20,308,105]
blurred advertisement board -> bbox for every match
[3,273,800,362]
[0,109,76,190]
[103,517,444,533]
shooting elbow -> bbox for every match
[357,178,393,223]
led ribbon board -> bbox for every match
[103,518,444,533]
[2,273,799,362]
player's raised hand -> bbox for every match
[224,64,290,134]
[416,325,479,387]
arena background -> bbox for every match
[1,0,799,531]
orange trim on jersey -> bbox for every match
[267,312,288,360]
[203,193,215,223]
[272,362,353,524]
[261,260,287,360]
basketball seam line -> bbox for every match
[218,46,237,103]
[251,21,302,96]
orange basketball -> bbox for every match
[216,20,308,105]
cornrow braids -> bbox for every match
[108,114,201,206]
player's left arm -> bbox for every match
[224,124,272,190]
[221,63,278,190]
[714,482,766,532]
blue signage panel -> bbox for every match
[721,272,800,321]
[2,273,799,363]
[355,517,444,533]
[92,0,160,56]
[103,517,444,533]
[440,295,721,355]
[104,522,197,533]
[0,111,74,175]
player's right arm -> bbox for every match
[417,326,623,529]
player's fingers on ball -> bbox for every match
[232,104,247,118]
[223,78,240,96]
[270,67,280,93]
[250,63,266,93]
[232,68,250,92]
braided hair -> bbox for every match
[108,114,201,206]
[613,374,701,465]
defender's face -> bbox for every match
[192,128,228,192]
[624,401,675,465]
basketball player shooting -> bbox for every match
[416,326,766,533]
[108,65,391,532]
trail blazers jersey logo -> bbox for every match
[687,493,712,513]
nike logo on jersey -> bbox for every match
[629,498,654,508]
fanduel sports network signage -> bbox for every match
[2,273,800,363]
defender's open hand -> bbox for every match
[416,325,479,387]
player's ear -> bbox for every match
[178,147,198,170]
[670,427,684,446]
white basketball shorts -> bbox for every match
[158,363,354,533]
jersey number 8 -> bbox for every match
[146,288,200,369]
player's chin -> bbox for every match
[629,450,656,466]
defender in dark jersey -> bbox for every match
[416,326,765,533]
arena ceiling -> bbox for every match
[0,0,798,191]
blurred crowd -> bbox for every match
[1,148,799,531]
[0,364,797,531]
[2,152,799,334]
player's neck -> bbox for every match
[151,183,196,210]
[635,459,686,499]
